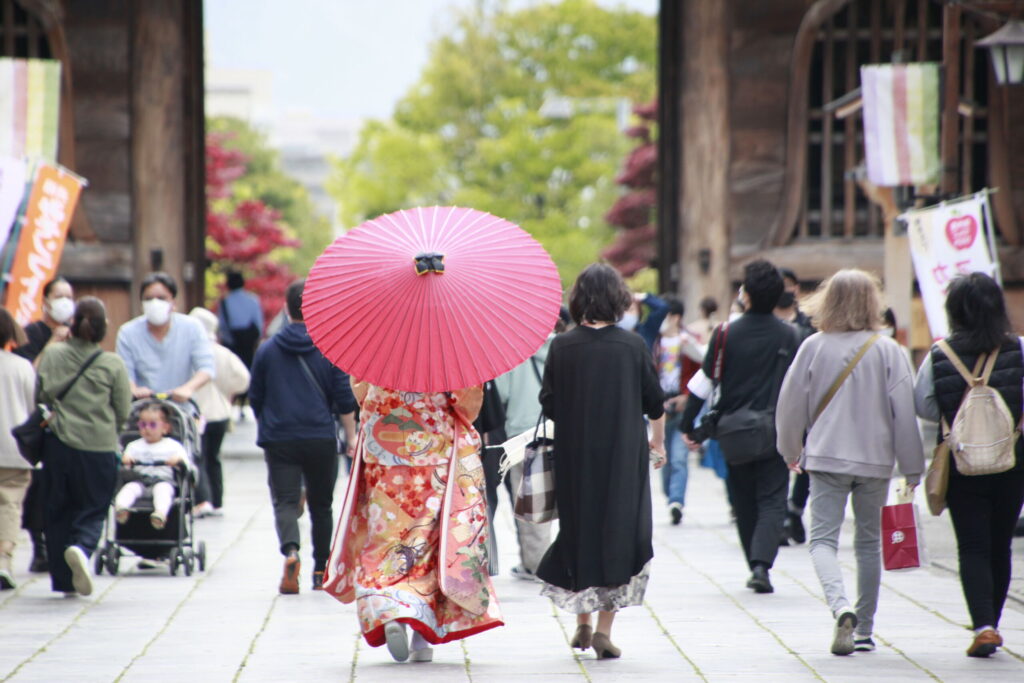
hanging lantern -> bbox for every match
[976,19,1024,86]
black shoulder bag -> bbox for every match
[11,350,103,465]
[713,328,791,465]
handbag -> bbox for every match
[925,441,951,516]
[513,415,556,523]
[11,350,103,465]
[881,488,927,571]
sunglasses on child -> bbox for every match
[138,420,165,430]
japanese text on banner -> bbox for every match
[2,163,84,326]
[906,196,995,340]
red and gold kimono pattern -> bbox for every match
[323,385,503,646]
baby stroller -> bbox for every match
[95,396,207,576]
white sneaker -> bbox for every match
[64,546,93,597]
[193,502,215,518]
[831,608,857,656]
[409,647,433,662]
[384,621,409,662]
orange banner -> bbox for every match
[3,163,84,325]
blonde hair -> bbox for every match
[802,269,883,333]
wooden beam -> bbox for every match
[940,4,961,194]
[58,243,133,281]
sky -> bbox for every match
[205,0,658,124]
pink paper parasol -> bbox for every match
[303,206,563,392]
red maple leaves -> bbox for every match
[205,133,298,325]
[602,100,657,277]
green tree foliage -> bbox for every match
[328,0,655,286]
[207,116,333,279]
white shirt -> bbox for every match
[0,350,35,468]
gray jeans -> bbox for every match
[808,471,889,637]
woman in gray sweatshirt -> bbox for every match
[776,269,925,656]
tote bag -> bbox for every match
[513,418,556,523]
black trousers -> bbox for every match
[21,468,46,531]
[728,455,788,570]
[946,467,1024,630]
[200,419,229,508]
[263,439,338,571]
[42,434,117,592]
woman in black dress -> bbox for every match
[537,263,666,659]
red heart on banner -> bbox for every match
[945,215,978,250]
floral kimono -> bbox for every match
[323,384,503,646]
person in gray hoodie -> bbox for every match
[492,307,570,580]
[776,269,924,656]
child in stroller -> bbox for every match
[114,402,194,530]
[95,397,206,576]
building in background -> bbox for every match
[0,0,205,341]
[658,0,1024,349]
[206,68,359,235]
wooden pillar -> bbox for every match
[678,0,731,315]
[656,0,683,294]
[939,4,961,194]
[131,1,187,312]
[181,0,206,309]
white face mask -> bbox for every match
[143,298,172,326]
[47,296,75,324]
[616,312,639,330]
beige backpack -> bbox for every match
[936,340,1020,476]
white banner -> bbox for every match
[0,155,27,253]
[905,195,997,340]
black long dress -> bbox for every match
[536,325,664,610]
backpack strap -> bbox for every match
[935,339,991,386]
[978,347,1001,386]
[810,334,880,427]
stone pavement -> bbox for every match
[1,418,1023,682]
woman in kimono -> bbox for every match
[537,263,666,659]
[323,381,503,663]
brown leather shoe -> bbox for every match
[279,554,300,594]
[591,632,621,659]
[570,624,593,649]
[967,629,1001,658]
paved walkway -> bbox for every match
[1,419,1022,682]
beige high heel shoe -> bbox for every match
[570,624,593,649]
[591,632,621,659]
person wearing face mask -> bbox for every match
[12,277,74,575]
[773,269,815,547]
[115,272,215,406]
[617,292,669,351]
[14,277,75,367]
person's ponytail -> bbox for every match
[70,296,108,343]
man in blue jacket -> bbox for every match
[250,279,356,595]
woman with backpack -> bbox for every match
[914,272,1024,658]
[776,269,924,656]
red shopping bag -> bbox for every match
[881,502,925,571]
